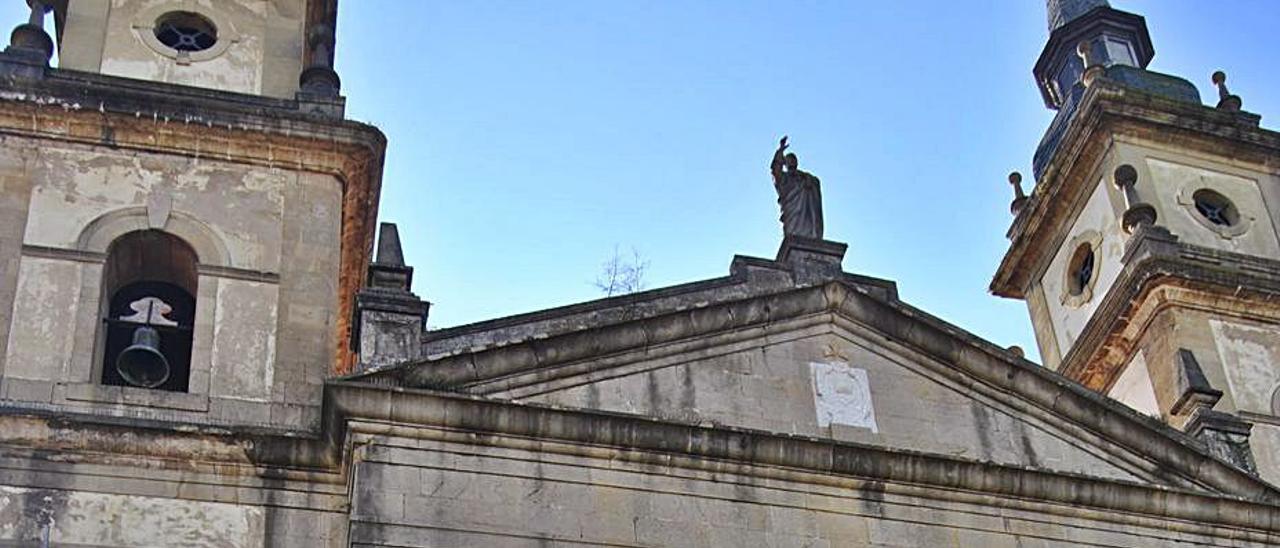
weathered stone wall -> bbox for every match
[1206,314,1280,486]
[0,468,347,547]
[517,322,1156,483]
[0,135,341,430]
[59,0,308,98]
[0,144,30,384]
[347,427,1270,547]
[0,414,349,547]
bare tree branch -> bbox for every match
[593,245,649,297]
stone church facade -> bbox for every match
[0,0,1278,546]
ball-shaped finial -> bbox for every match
[1008,171,1029,215]
[1007,345,1025,358]
[1113,164,1138,188]
[1212,71,1227,86]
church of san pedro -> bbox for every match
[1,0,1280,546]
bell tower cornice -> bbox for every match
[992,79,1273,299]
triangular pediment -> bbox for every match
[517,320,1170,486]
[351,271,1277,501]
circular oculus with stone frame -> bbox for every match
[153,11,218,53]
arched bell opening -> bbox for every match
[98,230,197,392]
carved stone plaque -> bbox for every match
[810,361,878,433]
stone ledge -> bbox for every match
[58,382,210,412]
[21,244,281,283]
[328,382,1280,532]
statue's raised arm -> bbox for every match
[771,135,789,186]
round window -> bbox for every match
[1067,243,1095,296]
[153,11,218,52]
[1192,189,1239,227]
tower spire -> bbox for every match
[1033,0,1153,111]
[1046,0,1110,31]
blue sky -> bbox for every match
[13,1,1280,362]
[333,1,1280,362]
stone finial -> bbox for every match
[375,222,406,266]
[298,23,341,96]
[1212,71,1242,112]
[1008,172,1029,216]
[4,0,53,66]
[368,223,411,290]
[1077,40,1105,88]
[1112,164,1137,188]
[1112,164,1157,233]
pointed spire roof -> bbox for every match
[1047,0,1110,31]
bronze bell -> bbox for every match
[116,326,170,388]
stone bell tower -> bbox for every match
[0,0,383,430]
[993,0,1280,483]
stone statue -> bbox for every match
[770,136,824,239]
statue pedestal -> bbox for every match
[776,235,847,284]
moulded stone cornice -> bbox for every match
[992,78,1280,300]
[324,382,1280,537]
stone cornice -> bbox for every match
[1058,228,1280,391]
[991,78,1280,299]
[324,382,1280,536]
[0,67,387,374]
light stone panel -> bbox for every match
[3,257,83,386]
[0,485,262,547]
[525,330,1144,482]
[0,153,32,380]
[1107,351,1160,418]
[1250,424,1280,488]
[1040,177,1126,354]
[209,279,278,402]
[1209,318,1280,416]
[1145,156,1280,256]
